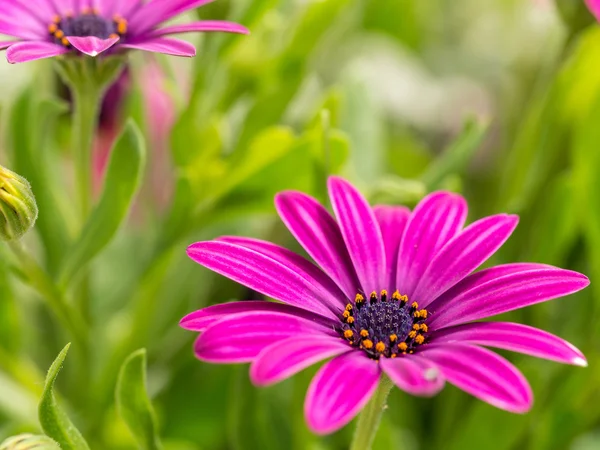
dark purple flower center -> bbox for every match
[340,290,429,359]
[47,10,128,47]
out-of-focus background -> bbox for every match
[1,0,600,448]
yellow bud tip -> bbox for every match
[398,343,408,351]
[411,301,419,309]
[413,324,420,330]
[362,339,373,349]
[48,24,58,33]
[408,330,417,339]
[375,342,385,353]
[360,329,369,338]
[343,330,354,339]
[54,30,64,38]
[415,335,425,345]
[370,291,377,298]
[342,310,350,318]
[420,324,428,332]
[117,20,127,34]
[389,334,397,342]
[347,317,354,324]
[391,353,397,358]
[355,293,364,303]
[419,309,428,318]
[392,290,401,300]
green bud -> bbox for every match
[0,165,38,241]
[555,0,596,36]
[0,434,60,450]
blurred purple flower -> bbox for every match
[181,177,589,435]
[0,0,249,63]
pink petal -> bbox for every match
[419,344,533,413]
[432,322,587,366]
[275,191,360,300]
[0,41,18,50]
[328,176,386,295]
[413,214,519,307]
[180,301,337,332]
[187,241,342,320]
[396,191,467,298]
[151,20,250,37]
[120,37,196,57]
[217,236,346,309]
[66,36,119,57]
[6,41,68,63]
[128,0,214,35]
[194,310,336,363]
[374,205,411,292]
[305,351,380,435]
[380,355,445,396]
[427,266,590,330]
[250,336,352,386]
[586,0,600,21]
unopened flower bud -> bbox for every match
[0,434,60,450]
[0,165,38,241]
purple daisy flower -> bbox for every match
[0,0,249,63]
[180,176,589,435]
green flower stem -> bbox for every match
[350,375,394,450]
[7,241,88,350]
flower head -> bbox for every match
[180,177,589,435]
[0,0,249,63]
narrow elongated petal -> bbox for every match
[420,344,533,413]
[151,21,250,37]
[180,301,338,332]
[428,267,590,329]
[128,0,214,34]
[413,214,518,307]
[305,352,380,435]
[217,236,346,309]
[276,191,359,300]
[250,336,351,386]
[328,177,386,295]
[374,205,410,292]
[187,241,342,320]
[194,311,336,363]
[66,36,119,57]
[396,192,467,297]
[0,41,18,50]
[380,356,444,396]
[6,41,68,63]
[433,322,587,366]
[120,38,196,57]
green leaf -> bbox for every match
[59,120,146,285]
[38,344,90,450]
[116,349,162,450]
[421,118,488,190]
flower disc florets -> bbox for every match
[340,290,429,359]
[48,10,128,47]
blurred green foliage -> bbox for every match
[0,0,599,449]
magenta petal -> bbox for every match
[194,310,335,363]
[6,41,68,63]
[328,177,386,295]
[128,0,214,34]
[420,344,533,413]
[0,41,18,50]
[275,191,360,299]
[66,36,119,57]
[586,0,600,21]
[250,336,351,386]
[413,214,519,307]
[396,191,467,298]
[151,20,250,37]
[428,266,590,330]
[374,205,411,292]
[120,37,196,57]
[305,352,380,435]
[180,301,337,332]
[187,241,342,320]
[432,322,587,366]
[380,356,445,396]
[217,236,346,309]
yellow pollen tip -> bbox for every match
[82,7,91,14]
[419,309,428,318]
[109,33,119,39]
[370,291,377,298]
[411,301,419,309]
[92,7,100,14]
[347,316,354,324]
[362,339,373,349]
[413,324,420,330]
[420,324,428,332]
[392,290,401,300]
[391,353,397,358]
[355,293,364,303]
[398,342,408,351]
[52,15,61,23]
[415,335,425,345]
[380,289,388,297]
[61,37,69,46]
[117,20,127,34]
[400,295,408,303]
[408,330,417,339]
[375,342,385,352]
[48,24,58,33]
[345,304,353,311]
[343,330,353,339]
[54,30,65,39]
[342,310,350,319]
[360,329,369,338]
[389,334,397,342]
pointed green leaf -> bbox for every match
[116,349,162,450]
[59,120,146,285]
[38,344,90,450]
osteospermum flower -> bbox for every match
[180,177,589,435]
[0,0,249,63]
